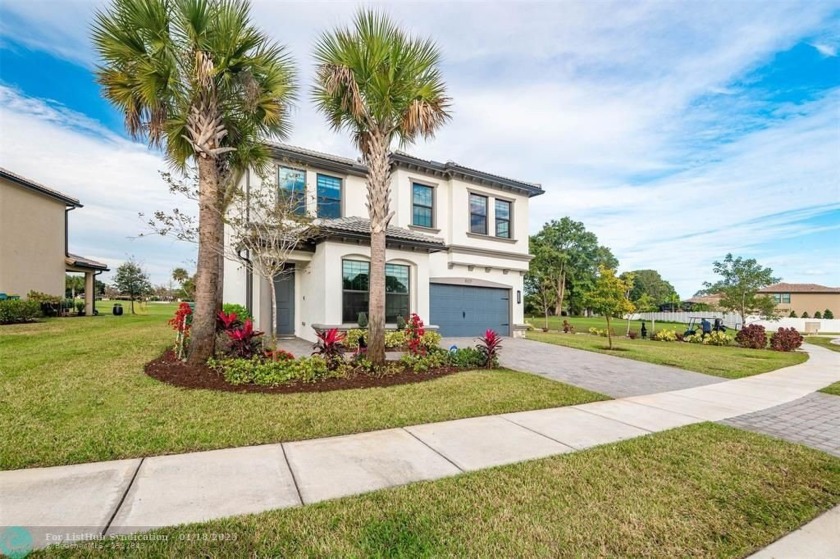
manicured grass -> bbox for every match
[36,424,840,558]
[821,382,840,397]
[527,331,807,379]
[0,304,605,470]
[527,315,688,334]
[805,335,840,352]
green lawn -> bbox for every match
[821,383,840,397]
[527,315,688,334]
[0,304,605,470]
[527,331,807,379]
[36,424,840,559]
[806,335,840,352]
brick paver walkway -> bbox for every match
[722,392,840,457]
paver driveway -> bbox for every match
[442,337,726,397]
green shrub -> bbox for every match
[801,312,809,318]
[344,329,439,350]
[684,333,704,344]
[825,309,834,319]
[421,330,442,350]
[222,303,251,320]
[814,311,822,319]
[651,329,678,342]
[788,310,797,318]
[0,299,41,324]
[26,290,61,304]
[75,301,85,314]
[447,347,485,368]
[216,356,334,386]
[704,331,732,346]
[385,330,407,348]
[400,350,449,373]
[588,327,608,337]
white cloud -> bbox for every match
[813,42,839,56]
[1,0,838,294]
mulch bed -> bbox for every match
[146,350,462,394]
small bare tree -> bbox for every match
[225,172,314,341]
[145,169,314,343]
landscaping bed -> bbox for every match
[147,349,462,394]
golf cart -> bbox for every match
[684,316,728,338]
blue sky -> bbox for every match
[0,0,838,296]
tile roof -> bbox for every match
[66,253,109,271]
[759,283,840,293]
[0,167,82,207]
[316,216,445,247]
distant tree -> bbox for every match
[621,269,678,307]
[634,293,657,312]
[584,266,635,350]
[65,274,85,298]
[526,236,559,329]
[825,309,834,319]
[814,311,822,319]
[529,218,613,316]
[172,268,189,285]
[113,259,152,314]
[703,254,780,325]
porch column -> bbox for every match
[84,272,94,316]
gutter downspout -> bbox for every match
[244,168,253,315]
[93,270,104,315]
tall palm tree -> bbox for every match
[313,10,451,365]
[93,0,296,363]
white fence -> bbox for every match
[628,311,840,334]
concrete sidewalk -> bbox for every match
[1,344,838,552]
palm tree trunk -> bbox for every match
[188,156,222,364]
[365,131,392,366]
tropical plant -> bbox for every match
[735,324,767,349]
[312,328,347,369]
[651,329,678,342]
[447,347,485,369]
[476,329,502,368]
[216,310,242,332]
[313,9,451,365]
[406,313,427,356]
[93,0,296,363]
[225,318,264,359]
[222,303,251,321]
[217,355,333,385]
[703,331,732,346]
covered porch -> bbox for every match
[65,253,109,315]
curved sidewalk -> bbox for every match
[1,344,838,551]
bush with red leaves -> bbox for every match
[769,327,803,352]
[477,329,502,368]
[313,328,346,369]
[735,324,767,349]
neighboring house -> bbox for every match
[0,168,108,314]
[223,144,544,341]
[758,283,840,317]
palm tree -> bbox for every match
[93,0,296,363]
[313,10,451,364]
[172,267,190,286]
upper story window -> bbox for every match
[469,193,488,235]
[771,293,791,304]
[317,174,342,218]
[278,166,306,215]
[412,183,434,228]
[495,199,511,238]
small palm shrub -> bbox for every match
[736,324,767,349]
[477,329,502,368]
[770,328,803,352]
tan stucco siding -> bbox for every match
[0,178,67,297]
[772,293,840,317]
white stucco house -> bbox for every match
[223,143,544,342]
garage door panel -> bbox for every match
[430,284,510,337]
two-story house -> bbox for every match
[222,144,544,341]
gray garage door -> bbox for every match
[430,284,510,337]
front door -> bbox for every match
[274,264,295,337]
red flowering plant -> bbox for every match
[264,349,295,361]
[476,329,502,368]
[168,302,193,360]
[406,313,426,356]
[226,318,264,359]
[216,310,242,332]
[312,328,346,369]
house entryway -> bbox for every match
[274,264,295,337]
